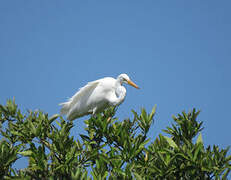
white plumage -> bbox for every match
[59,74,139,120]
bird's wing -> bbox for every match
[60,80,100,115]
[69,80,100,107]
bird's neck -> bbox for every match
[115,84,126,106]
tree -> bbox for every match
[0,99,230,179]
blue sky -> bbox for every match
[1,1,231,169]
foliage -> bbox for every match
[0,99,230,179]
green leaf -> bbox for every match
[49,114,59,124]
[29,120,36,135]
[149,105,156,120]
[56,120,61,127]
[140,138,150,149]
[133,172,143,180]
[91,169,98,180]
[222,168,231,179]
[0,104,7,113]
[80,134,90,142]
[102,171,108,179]
[18,150,33,156]
[196,133,203,144]
[10,131,23,137]
[80,171,88,180]
[164,136,177,149]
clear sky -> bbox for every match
[1,1,231,169]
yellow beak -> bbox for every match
[127,80,140,89]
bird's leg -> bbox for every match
[91,114,97,119]
[92,107,98,119]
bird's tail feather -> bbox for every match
[59,102,70,115]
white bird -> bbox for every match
[59,74,139,120]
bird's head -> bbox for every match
[117,74,140,89]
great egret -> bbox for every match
[59,73,139,120]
